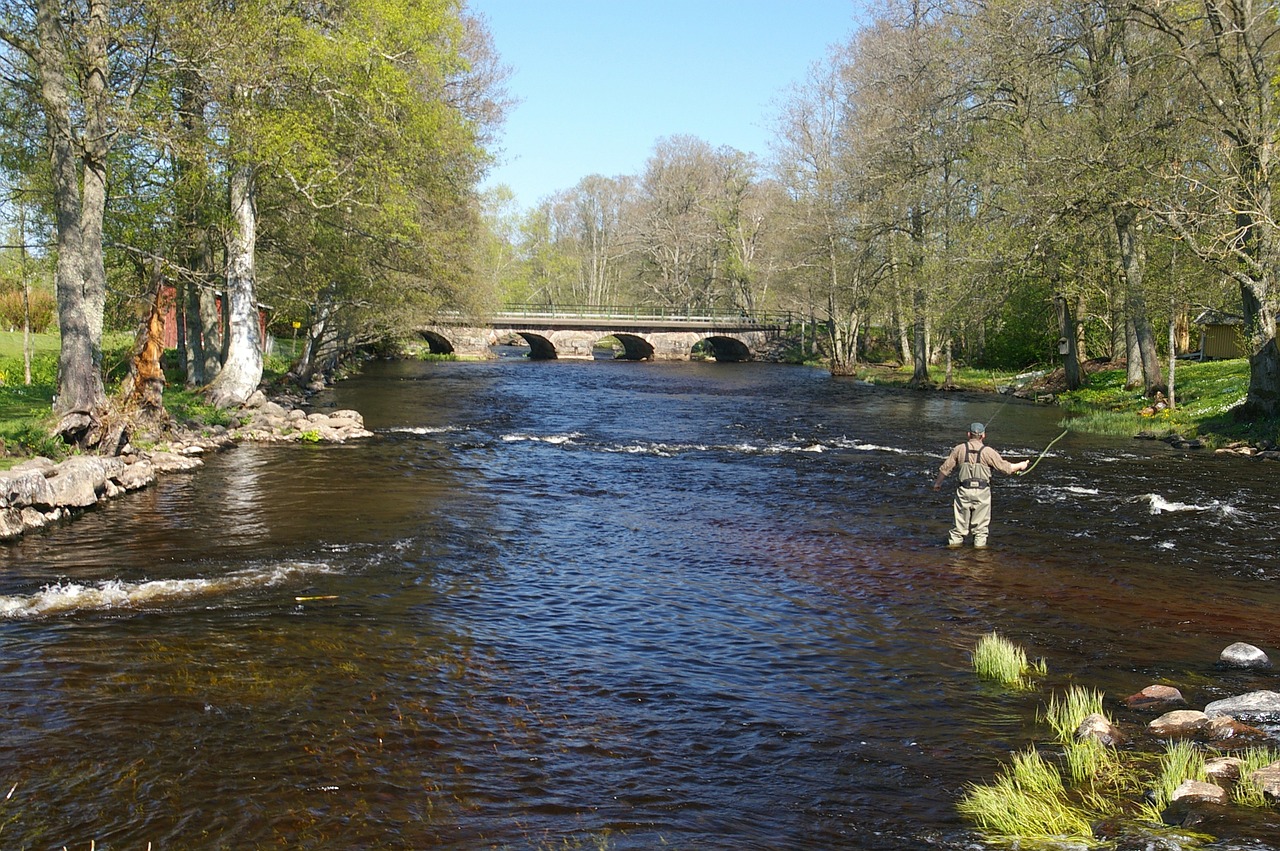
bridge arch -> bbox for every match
[696,335,752,362]
[515,332,558,359]
[608,333,655,361]
[418,330,456,355]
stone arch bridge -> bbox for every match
[419,306,790,362]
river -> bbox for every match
[1,356,1278,849]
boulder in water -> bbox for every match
[1220,642,1271,669]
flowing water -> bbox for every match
[1,356,1279,850]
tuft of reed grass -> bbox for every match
[971,631,1044,690]
[1138,740,1207,823]
[1043,686,1106,745]
[958,748,1095,841]
[1231,746,1280,808]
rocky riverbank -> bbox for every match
[0,389,372,542]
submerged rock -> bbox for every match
[1204,691,1280,723]
[1124,684,1187,711]
[1148,709,1209,737]
[1076,712,1124,746]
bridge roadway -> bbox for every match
[418,305,790,361]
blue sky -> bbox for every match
[470,1,867,211]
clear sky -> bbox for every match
[470,0,867,211]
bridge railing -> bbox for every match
[490,303,794,326]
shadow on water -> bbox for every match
[0,357,1277,849]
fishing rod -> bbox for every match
[1018,428,1070,476]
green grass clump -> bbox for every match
[1138,740,1208,823]
[958,748,1095,841]
[972,631,1045,690]
[1231,746,1280,808]
[1043,686,1106,744]
[163,387,233,428]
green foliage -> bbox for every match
[971,631,1045,690]
[1139,741,1207,823]
[0,289,56,334]
[977,278,1056,371]
[1231,746,1280,808]
[299,429,322,443]
[957,748,1096,841]
[1043,687,1105,745]
[164,388,233,428]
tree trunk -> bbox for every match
[120,262,170,430]
[205,161,263,408]
[1240,278,1280,418]
[1056,295,1084,390]
[37,0,108,445]
[1074,294,1088,362]
[1115,209,1162,394]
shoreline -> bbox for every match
[0,388,373,543]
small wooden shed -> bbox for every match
[1193,309,1247,360]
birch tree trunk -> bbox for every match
[205,161,263,408]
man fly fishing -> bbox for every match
[933,422,1028,548]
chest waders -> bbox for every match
[948,444,994,547]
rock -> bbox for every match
[1161,781,1234,830]
[1148,709,1209,737]
[1204,756,1244,783]
[1124,684,1187,711]
[1171,779,1230,805]
[113,459,156,491]
[1220,642,1271,669]
[43,456,112,508]
[0,507,25,540]
[1076,712,1124,746]
[0,468,56,509]
[148,452,204,474]
[329,409,364,426]
[243,390,268,408]
[1204,691,1280,723]
[11,457,56,475]
[1252,763,1280,803]
[256,401,285,418]
[1205,714,1266,740]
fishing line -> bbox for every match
[1019,428,1070,476]
[984,372,1014,428]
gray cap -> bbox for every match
[969,422,986,434]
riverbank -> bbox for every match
[853,357,1280,455]
[0,385,372,541]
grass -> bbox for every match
[1043,686,1106,744]
[1137,740,1207,823]
[1059,358,1280,446]
[957,748,1096,841]
[972,631,1046,690]
[1231,746,1280,808]
[854,362,1027,392]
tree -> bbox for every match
[1132,0,1280,417]
[0,0,116,446]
